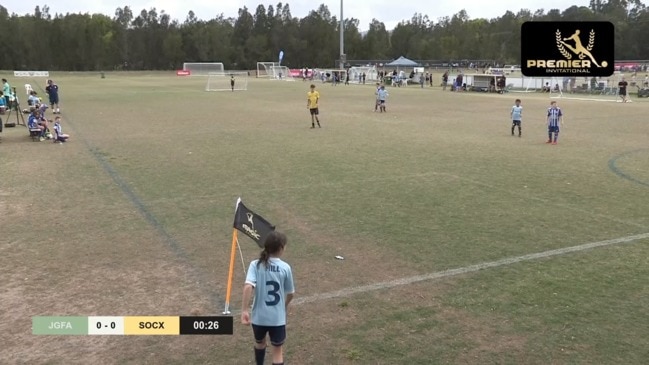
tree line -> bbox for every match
[0,0,648,71]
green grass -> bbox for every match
[1,71,648,364]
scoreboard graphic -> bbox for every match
[32,316,234,335]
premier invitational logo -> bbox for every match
[521,22,614,77]
[242,212,261,240]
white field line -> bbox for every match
[291,232,649,306]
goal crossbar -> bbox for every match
[205,72,249,92]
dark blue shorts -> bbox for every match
[548,126,560,133]
[512,120,521,126]
[49,95,59,104]
[252,324,286,346]
[309,108,319,115]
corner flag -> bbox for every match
[233,199,276,248]
[223,198,276,314]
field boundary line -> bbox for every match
[31,80,223,310]
[292,232,649,306]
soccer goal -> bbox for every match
[205,72,249,92]
[256,62,279,78]
[183,62,225,76]
[507,76,550,93]
[348,66,379,83]
[550,73,630,102]
[266,65,294,81]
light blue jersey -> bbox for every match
[511,105,522,121]
[377,89,388,101]
[245,257,295,327]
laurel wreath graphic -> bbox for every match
[556,30,572,59]
[587,29,595,51]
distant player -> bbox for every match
[546,101,563,145]
[374,82,381,112]
[618,76,628,103]
[511,99,523,137]
[241,231,295,365]
[307,84,321,128]
[377,85,388,112]
[230,75,235,92]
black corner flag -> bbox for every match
[233,198,276,248]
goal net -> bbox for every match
[348,66,379,83]
[256,62,279,78]
[266,65,294,81]
[550,73,630,102]
[183,62,225,76]
[205,72,249,92]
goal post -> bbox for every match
[205,72,249,92]
[266,65,294,81]
[256,62,279,78]
[348,66,379,83]
[183,62,225,76]
[550,72,630,102]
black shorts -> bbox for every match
[379,100,385,104]
[619,89,627,96]
[512,120,521,126]
[309,108,319,115]
[548,126,560,133]
[252,324,286,346]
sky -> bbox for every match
[6,0,592,31]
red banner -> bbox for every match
[176,70,191,76]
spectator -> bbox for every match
[2,78,11,109]
[28,91,40,108]
[0,91,6,114]
[45,79,61,114]
[28,109,50,141]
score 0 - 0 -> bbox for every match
[88,316,125,335]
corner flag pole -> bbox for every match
[223,198,242,315]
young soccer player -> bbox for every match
[546,101,563,145]
[241,231,295,365]
[374,82,381,112]
[230,75,235,92]
[511,99,523,137]
[377,85,388,112]
[53,116,70,143]
[28,109,49,141]
[307,84,321,128]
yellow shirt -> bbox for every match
[307,90,319,109]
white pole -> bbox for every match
[340,0,344,69]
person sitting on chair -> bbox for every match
[28,109,49,141]
[0,91,6,114]
[28,91,40,110]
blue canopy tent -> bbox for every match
[385,56,420,68]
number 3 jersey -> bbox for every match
[245,257,295,326]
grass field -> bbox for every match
[1,71,648,365]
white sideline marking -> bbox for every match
[550,96,622,102]
[291,232,649,306]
